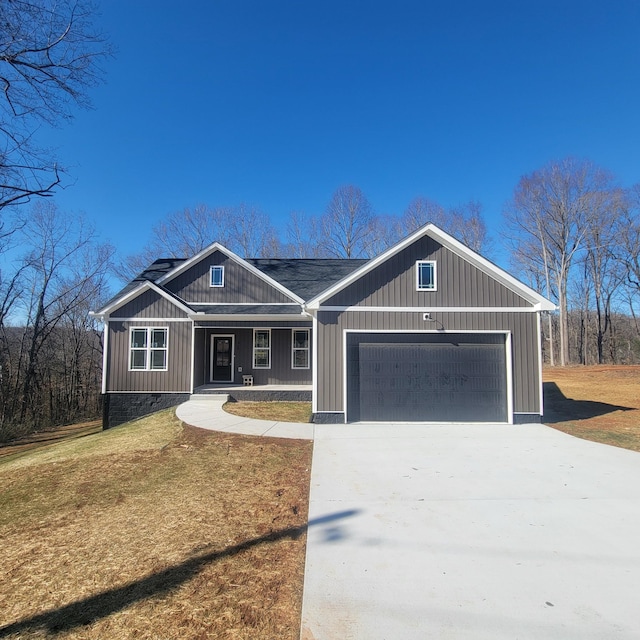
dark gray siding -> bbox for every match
[112,289,189,318]
[315,310,540,415]
[165,251,294,303]
[324,237,529,308]
[199,328,312,385]
[106,320,193,392]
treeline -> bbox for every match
[0,203,112,441]
[504,158,640,366]
[2,159,640,441]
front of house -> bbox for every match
[93,224,555,428]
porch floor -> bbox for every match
[195,384,312,393]
[194,383,312,402]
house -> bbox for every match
[92,224,555,428]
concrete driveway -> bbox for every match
[300,423,640,640]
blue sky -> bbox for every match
[41,0,640,267]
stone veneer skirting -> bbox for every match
[103,393,190,429]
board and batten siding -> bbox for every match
[199,328,313,386]
[111,289,189,319]
[315,310,540,415]
[164,251,293,304]
[324,236,529,308]
[106,320,193,393]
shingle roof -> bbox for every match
[189,304,304,315]
[97,254,368,316]
[247,259,368,300]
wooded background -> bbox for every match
[1,3,638,440]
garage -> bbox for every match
[346,332,509,423]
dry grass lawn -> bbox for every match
[0,410,312,639]
[543,365,640,451]
[223,401,312,423]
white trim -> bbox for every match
[190,321,195,393]
[190,314,310,322]
[253,328,271,369]
[537,312,544,416]
[193,322,311,329]
[101,322,109,395]
[291,328,311,370]
[316,306,541,313]
[306,223,556,311]
[210,265,225,288]
[210,334,235,383]
[312,314,318,414]
[416,260,437,291]
[129,326,169,372]
[93,281,193,317]
[342,329,513,424]
[110,317,193,323]
[505,331,514,424]
[186,302,301,306]
[156,242,304,304]
[103,390,189,395]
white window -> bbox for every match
[292,329,310,369]
[416,260,437,291]
[130,327,168,371]
[210,265,225,287]
[253,329,271,369]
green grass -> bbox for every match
[223,401,313,423]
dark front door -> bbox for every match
[211,336,233,382]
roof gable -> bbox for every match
[94,281,192,318]
[306,224,556,311]
[158,243,304,304]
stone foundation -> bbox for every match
[103,393,190,429]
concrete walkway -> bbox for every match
[175,394,315,439]
[175,398,640,639]
[300,423,640,640]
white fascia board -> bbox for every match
[305,223,556,312]
[93,281,193,318]
[156,241,305,304]
[189,313,311,322]
[316,305,541,313]
[425,225,557,311]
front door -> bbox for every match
[211,335,234,382]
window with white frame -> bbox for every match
[130,327,168,371]
[416,260,437,291]
[210,265,225,287]
[253,329,271,369]
[292,329,310,369]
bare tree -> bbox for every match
[398,197,489,252]
[0,0,110,210]
[116,203,282,281]
[583,188,626,363]
[317,185,375,258]
[283,211,326,258]
[0,201,113,435]
[503,157,617,366]
[620,185,640,312]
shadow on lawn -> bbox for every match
[543,382,634,423]
[0,509,360,637]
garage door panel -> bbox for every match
[348,335,508,422]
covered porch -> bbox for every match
[193,319,312,401]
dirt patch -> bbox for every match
[543,365,640,452]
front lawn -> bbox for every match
[0,410,312,639]
[223,401,312,423]
[543,365,640,452]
